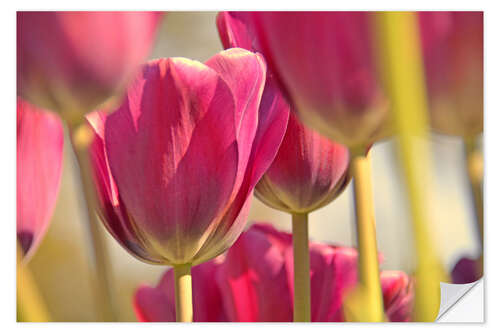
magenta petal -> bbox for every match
[86,111,164,264]
[217,12,259,51]
[17,98,64,259]
[205,48,266,197]
[380,271,414,322]
[134,285,176,322]
[215,225,293,321]
[256,112,350,213]
[104,58,240,264]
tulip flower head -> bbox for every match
[17,98,64,260]
[419,12,483,137]
[17,11,163,124]
[134,223,414,322]
[255,112,351,214]
[224,12,391,150]
[87,48,289,266]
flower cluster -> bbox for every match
[16,11,482,323]
[134,223,414,322]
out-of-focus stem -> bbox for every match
[464,135,483,249]
[174,264,193,322]
[349,148,384,322]
[17,243,50,322]
[375,12,446,321]
[68,121,115,321]
[291,213,311,322]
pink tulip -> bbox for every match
[86,48,289,266]
[218,12,350,214]
[255,112,351,213]
[17,98,64,259]
[419,12,483,137]
[134,223,414,322]
[227,12,391,149]
[17,11,162,121]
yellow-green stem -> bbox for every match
[174,264,193,322]
[464,136,483,250]
[375,12,446,321]
[17,243,50,322]
[349,149,384,322]
[292,213,311,322]
[69,121,115,321]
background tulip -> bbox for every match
[17,98,64,260]
[87,48,288,267]
[451,256,482,284]
[134,223,414,322]
[248,11,390,150]
[418,12,483,138]
[255,112,350,214]
[17,11,163,124]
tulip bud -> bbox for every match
[87,48,288,266]
[17,98,64,260]
[245,12,391,149]
[255,112,350,213]
[17,11,163,124]
[134,223,414,322]
[418,12,483,137]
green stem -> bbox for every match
[17,243,50,322]
[174,264,193,322]
[69,122,116,321]
[292,213,311,322]
[350,149,384,322]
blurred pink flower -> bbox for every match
[17,11,163,121]
[220,12,391,149]
[17,98,64,260]
[451,256,482,284]
[86,48,288,266]
[217,12,350,214]
[134,223,414,322]
[419,12,483,137]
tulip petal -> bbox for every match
[215,224,293,321]
[105,58,240,264]
[256,112,350,213]
[380,271,414,322]
[205,48,266,198]
[217,12,259,51]
[134,285,176,322]
[87,111,164,264]
[17,98,64,259]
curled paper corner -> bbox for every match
[436,278,484,322]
